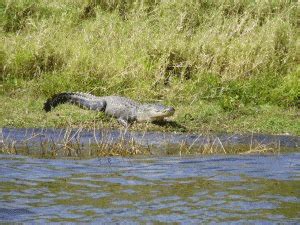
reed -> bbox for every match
[0,126,283,158]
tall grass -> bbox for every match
[0,0,299,129]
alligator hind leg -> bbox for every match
[85,100,107,112]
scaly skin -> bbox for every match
[44,92,175,126]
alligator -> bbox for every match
[43,92,175,126]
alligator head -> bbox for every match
[136,104,175,122]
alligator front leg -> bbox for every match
[117,118,129,127]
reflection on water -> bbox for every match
[0,153,299,223]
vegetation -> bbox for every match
[0,127,285,158]
[1,0,299,135]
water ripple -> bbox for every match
[0,153,299,223]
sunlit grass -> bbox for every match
[0,0,299,135]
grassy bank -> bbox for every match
[1,0,299,135]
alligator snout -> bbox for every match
[168,107,175,113]
[164,107,175,115]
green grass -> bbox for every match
[0,0,299,135]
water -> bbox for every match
[1,153,299,223]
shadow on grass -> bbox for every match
[152,120,188,132]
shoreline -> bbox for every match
[1,127,299,158]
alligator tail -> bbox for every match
[43,92,106,112]
[43,92,73,112]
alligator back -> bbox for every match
[101,96,139,121]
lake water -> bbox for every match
[0,153,299,224]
